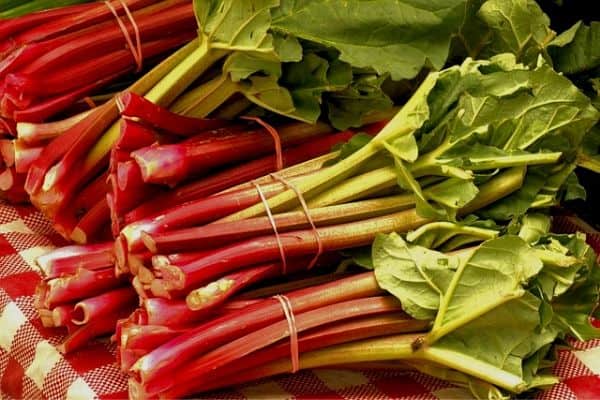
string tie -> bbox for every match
[252,182,288,274]
[273,295,299,373]
[271,173,323,270]
[242,116,283,171]
[104,0,143,72]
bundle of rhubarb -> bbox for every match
[0,0,196,126]
[116,52,598,311]
[0,0,200,205]
[120,214,600,399]
[18,0,472,243]
[34,242,138,354]
[0,0,595,398]
[115,54,600,398]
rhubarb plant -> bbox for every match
[367,226,600,396]
[224,54,599,223]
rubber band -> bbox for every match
[252,181,288,274]
[273,295,299,373]
[115,94,126,113]
[242,116,283,171]
[104,0,143,72]
[270,173,323,270]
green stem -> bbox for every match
[463,152,563,171]
[240,332,527,393]
[460,167,526,214]
[213,98,253,119]
[576,151,600,173]
[170,75,240,118]
[307,166,398,207]
[533,249,578,268]
[419,347,527,392]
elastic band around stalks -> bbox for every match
[115,94,126,113]
[104,0,143,72]
[271,173,323,270]
[273,295,299,373]
[252,182,288,274]
[242,116,283,171]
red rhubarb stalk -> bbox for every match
[164,313,428,397]
[185,259,310,309]
[0,139,14,166]
[13,140,42,173]
[131,122,332,185]
[125,130,360,222]
[40,267,123,308]
[143,194,416,254]
[70,197,112,244]
[120,180,291,252]
[130,272,382,387]
[16,109,93,144]
[10,0,160,45]
[72,287,137,325]
[13,69,128,123]
[142,297,252,327]
[38,304,75,328]
[59,308,132,354]
[0,2,97,43]
[36,242,114,278]
[176,297,402,383]
[118,91,230,136]
[156,208,427,291]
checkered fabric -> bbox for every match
[1,201,599,399]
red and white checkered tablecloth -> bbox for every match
[1,201,600,400]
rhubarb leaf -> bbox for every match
[195,0,279,52]
[517,213,552,244]
[429,292,542,383]
[530,234,591,299]
[547,234,600,341]
[578,125,600,173]
[325,133,373,166]
[341,246,374,269]
[406,218,499,250]
[238,75,296,116]
[279,52,353,123]
[392,155,447,220]
[372,233,457,320]
[476,0,554,65]
[430,236,542,335]
[548,21,600,75]
[271,0,467,80]
[326,73,393,130]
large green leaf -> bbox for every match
[432,236,542,332]
[476,0,554,65]
[326,73,393,130]
[196,0,279,51]
[271,0,467,80]
[372,233,458,320]
[432,293,542,380]
[549,21,600,75]
[280,52,353,122]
